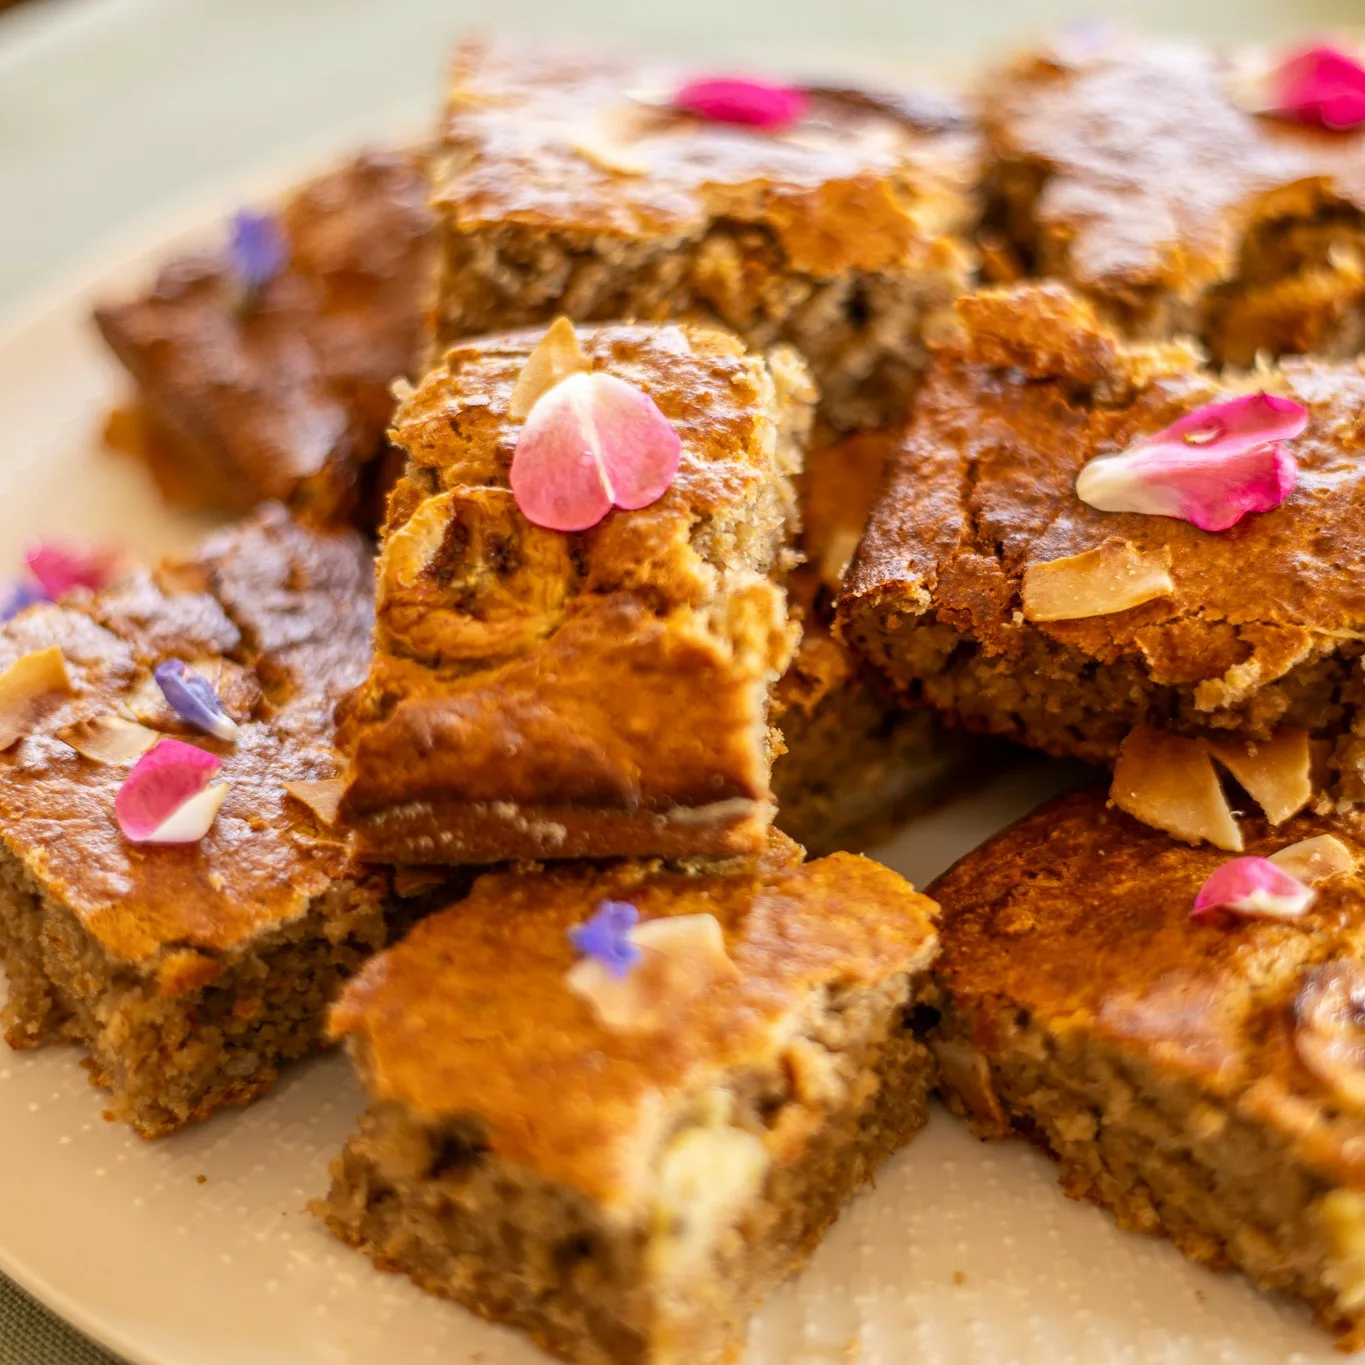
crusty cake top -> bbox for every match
[330,840,939,1209]
[838,283,1365,705]
[0,508,374,969]
[932,788,1365,1181]
[94,148,433,516]
[984,39,1365,301]
[432,39,980,276]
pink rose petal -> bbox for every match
[1075,392,1308,531]
[673,77,807,129]
[510,371,682,533]
[25,540,121,599]
[1191,855,1316,921]
[1270,44,1365,132]
[115,737,227,844]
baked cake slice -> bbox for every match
[319,838,940,1365]
[95,149,433,525]
[838,283,1365,819]
[0,507,431,1137]
[431,39,980,430]
[773,428,945,853]
[981,35,1365,363]
[930,787,1365,1347]
[338,319,813,865]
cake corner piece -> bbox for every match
[317,844,940,1364]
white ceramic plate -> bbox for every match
[0,192,1351,1365]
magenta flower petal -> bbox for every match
[673,77,807,129]
[115,738,227,844]
[1191,855,1316,921]
[1270,44,1365,132]
[510,372,682,533]
[25,541,121,599]
[1075,393,1308,532]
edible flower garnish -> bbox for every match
[1264,44,1365,132]
[153,658,240,742]
[672,77,807,130]
[1192,855,1315,921]
[25,540,120,599]
[568,899,642,979]
[227,209,288,311]
[566,911,735,1032]
[0,581,45,622]
[510,371,681,533]
[1075,393,1308,532]
[115,738,228,845]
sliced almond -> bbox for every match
[509,316,592,420]
[1111,725,1243,851]
[1021,539,1174,623]
[1204,728,1313,825]
[284,779,344,827]
[57,715,160,765]
[0,647,72,750]
[1270,834,1357,886]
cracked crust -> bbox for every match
[339,321,813,865]
[0,509,421,1136]
[930,787,1365,1347]
[95,148,434,526]
[980,37,1365,361]
[837,283,1365,798]
[431,39,981,430]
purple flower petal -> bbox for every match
[568,899,642,979]
[0,581,47,622]
[153,659,239,742]
[228,209,288,301]
[673,77,807,129]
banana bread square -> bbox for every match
[95,149,434,526]
[338,320,814,865]
[929,787,1365,1347]
[981,36,1365,363]
[773,428,944,853]
[431,39,980,430]
[837,282,1365,804]
[319,840,940,1365]
[0,508,418,1137]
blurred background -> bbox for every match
[0,0,1361,319]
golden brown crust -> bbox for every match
[94,149,434,525]
[436,40,979,279]
[330,846,939,1208]
[0,508,375,965]
[837,283,1365,770]
[982,40,1365,354]
[340,321,813,865]
[931,788,1365,1186]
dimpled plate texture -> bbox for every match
[0,192,1350,1365]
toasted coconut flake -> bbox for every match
[569,112,653,180]
[1295,961,1365,1110]
[0,646,72,750]
[1204,728,1312,824]
[509,317,592,420]
[1021,538,1173,622]
[1111,725,1243,850]
[566,912,737,1033]
[1270,834,1357,886]
[283,779,344,827]
[57,715,160,765]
